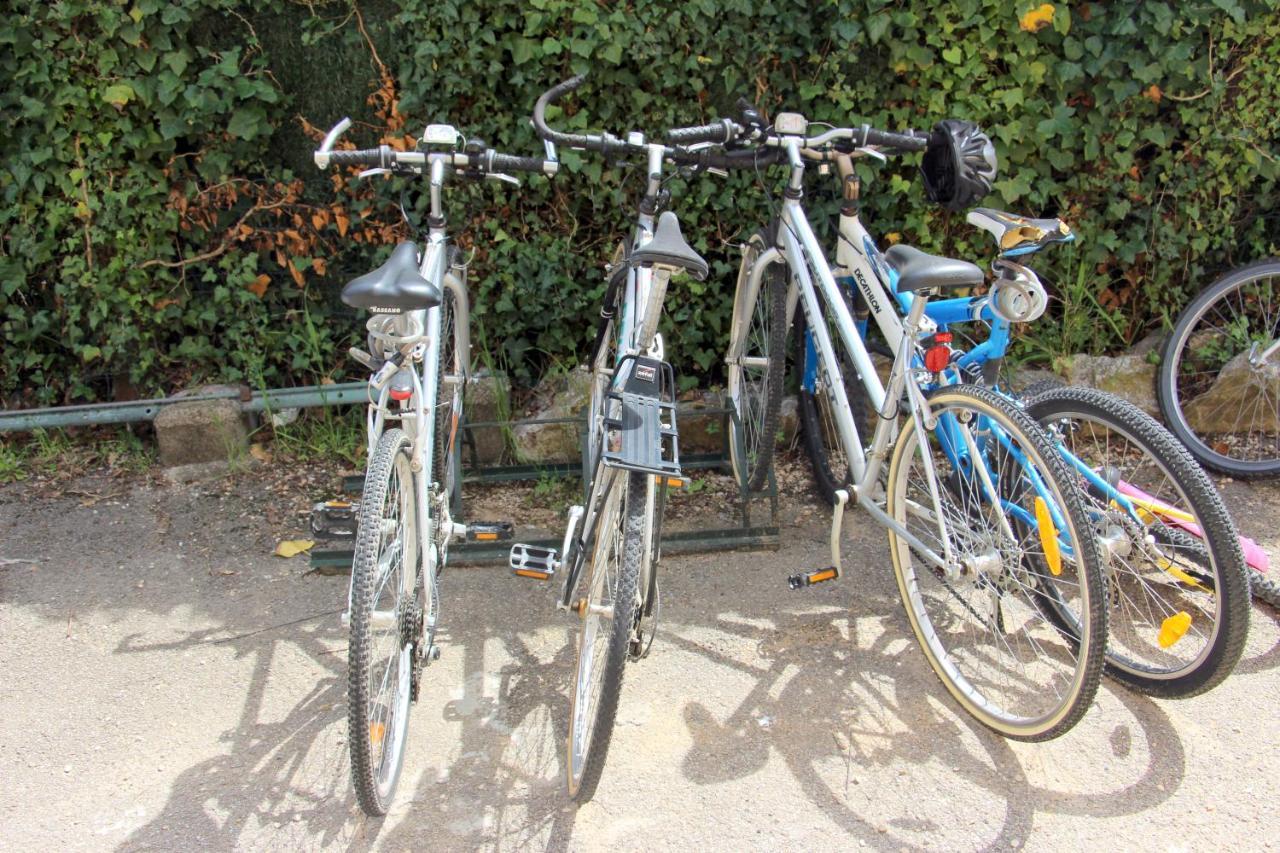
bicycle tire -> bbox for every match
[794,294,868,506]
[1250,570,1280,611]
[727,230,788,491]
[566,469,647,801]
[885,384,1107,741]
[349,428,419,815]
[1024,386,1250,697]
[1157,258,1280,478]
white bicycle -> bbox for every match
[312,118,555,814]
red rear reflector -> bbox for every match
[389,388,412,401]
[924,345,950,373]
[934,332,953,344]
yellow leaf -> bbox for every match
[247,273,270,298]
[274,539,315,558]
[1019,3,1055,32]
[288,262,305,287]
[885,232,902,245]
[1142,84,1162,102]
[312,257,327,276]
[249,443,272,463]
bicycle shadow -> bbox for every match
[668,588,1186,851]
[370,602,584,852]
[113,611,368,851]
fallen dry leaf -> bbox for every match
[249,443,273,463]
[274,539,315,558]
[1019,3,1055,32]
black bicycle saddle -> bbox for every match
[341,241,441,313]
[629,211,709,281]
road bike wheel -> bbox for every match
[566,469,646,801]
[727,230,787,491]
[1025,386,1249,697]
[348,428,419,815]
[794,293,869,505]
[885,384,1106,741]
[1157,259,1280,478]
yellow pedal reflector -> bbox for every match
[369,722,385,745]
[514,569,550,580]
[325,500,351,508]
[1158,611,1192,648]
[655,476,686,489]
[808,569,837,584]
[1034,497,1062,576]
[475,532,498,541]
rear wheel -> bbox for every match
[1025,387,1249,697]
[566,470,647,801]
[434,283,467,520]
[1157,259,1280,478]
[727,230,788,491]
[348,428,419,815]
[885,384,1107,741]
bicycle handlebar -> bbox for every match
[664,118,740,146]
[314,119,558,177]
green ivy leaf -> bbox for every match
[103,83,135,106]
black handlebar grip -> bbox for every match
[862,127,928,152]
[488,151,557,175]
[673,146,785,171]
[328,148,386,166]
[665,118,737,146]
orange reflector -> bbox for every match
[325,500,351,508]
[655,476,685,488]
[809,569,837,584]
[514,569,550,580]
[369,722,385,745]
[1034,497,1062,576]
[475,532,498,541]
[1158,611,1192,648]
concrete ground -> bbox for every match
[1,462,1278,852]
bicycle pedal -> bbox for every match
[310,500,357,539]
[654,474,690,489]
[467,521,514,542]
[509,543,557,580]
[788,566,840,590]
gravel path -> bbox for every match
[1,465,1277,852]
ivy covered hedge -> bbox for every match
[3,0,1277,405]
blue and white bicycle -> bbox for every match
[728,112,1250,701]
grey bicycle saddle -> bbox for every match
[629,211,709,281]
[885,244,984,293]
[341,241,441,313]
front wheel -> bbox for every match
[727,230,787,491]
[1025,386,1249,698]
[348,428,420,815]
[565,470,648,801]
[885,384,1107,741]
[1157,259,1280,478]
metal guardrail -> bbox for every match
[0,382,369,433]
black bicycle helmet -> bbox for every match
[920,119,997,211]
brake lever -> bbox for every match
[358,167,393,179]
[485,172,521,186]
[854,146,888,163]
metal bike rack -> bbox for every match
[308,399,780,570]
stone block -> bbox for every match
[513,367,592,463]
[1184,351,1280,434]
[154,397,248,468]
[1056,353,1159,418]
[461,371,511,465]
